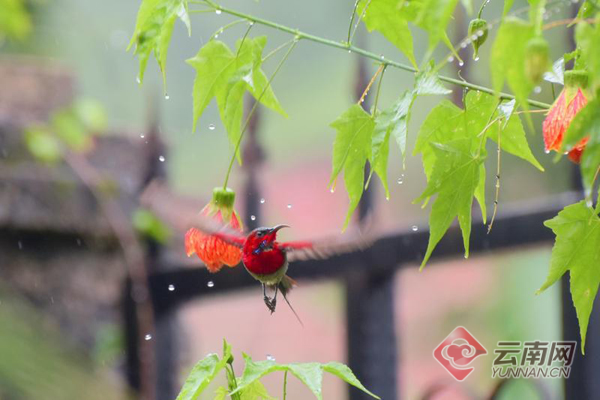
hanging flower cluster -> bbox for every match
[542,70,589,163]
[185,187,243,272]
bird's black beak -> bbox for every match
[270,224,290,233]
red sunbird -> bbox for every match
[192,218,369,324]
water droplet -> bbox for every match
[136,76,141,84]
[17,241,22,250]
[397,174,404,184]
[287,204,292,209]
[474,56,480,61]
[544,149,550,154]
[159,155,165,162]
[76,238,82,246]
[380,55,385,60]
[140,133,145,139]
[534,86,542,94]
[459,61,464,66]
[215,9,222,14]
[471,35,478,41]
[168,284,175,291]
[330,188,335,193]
[165,94,170,100]
[208,124,216,130]
[348,50,352,54]
[266,354,275,361]
[586,198,593,207]
[447,56,454,63]
[460,42,468,49]
[260,198,265,204]
[249,21,255,26]
[145,334,152,341]
[214,34,219,38]
[411,225,418,232]
[477,30,485,37]
[207,281,215,288]
[250,215,256,221]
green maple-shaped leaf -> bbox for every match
[128,0,191,87]
[233,354,379,400]
[538,201,600,353]
[357,0,416,67]
[487,99,544,171]
[176,340,232,400]
[564,100,600,199]
[415,0,460,53]
[415,139,484,268]
[329,105,375,230]
[187,37,286,162]
[490,18,535,115]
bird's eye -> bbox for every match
[257,231,264,237]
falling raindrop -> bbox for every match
[215,9,222,14]
[534,86,542,94]
[411,225,418,232]
[260,198,266,204]
[287,204,292,209]
[266,354,275,361]
[159,155,165,162]
[168,284,175,291]
[208,124,216,130]
[207,281,215,288]
[250,215,256,221]
[397,174,404,184]
[165,94,170,100]
[17,241,23,250]
[76,238,82,246]
[145,334,152,341]
[140,133,145,139]
[348,50,352,54]
[330,188,335,193]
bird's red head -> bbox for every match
[244,224,289,250]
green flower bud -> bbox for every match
[525,37,550,85]
[468,18,488,60]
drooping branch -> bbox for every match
[190,0,551,109]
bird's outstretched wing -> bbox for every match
[192,213,246,248]
[281,233,372,262]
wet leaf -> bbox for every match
[491,18,535,114]
[538,201,600,353]
[187,37,286,162]
[329,105,374,230]
[357,0,416,67]
[415,139,484,268]
[176,340,232,400]
[322,362,380,399]
[128,0,191,86]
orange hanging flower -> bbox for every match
[542,70,589,163]
[185,187,243,273]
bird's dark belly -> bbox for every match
[242,250,286,275]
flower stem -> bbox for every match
[222,40,298,190]
[373,65,387,115]
[347,0,360,44]
[358,64,384,106]
[190,0,551,109]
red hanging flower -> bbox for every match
[185,187,243,273]
[542,70,589,164]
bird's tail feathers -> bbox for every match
[279,275,303,326]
